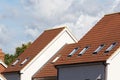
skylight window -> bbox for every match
[20,57,29,65]
[12,59,20,66]
[104,42,117,53]
[93,44,105,54]
[78,46,89,56]
[52,55,61,63]
[68,47,79,57]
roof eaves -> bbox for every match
[0,60,7,68]
[55,61,106,68]
[105,12,120,16]
[2,71,20,74]
[64,27,78,43]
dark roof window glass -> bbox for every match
[104,42,117,53]
[68,47,79,57]
[78,46,89,56]
[93,44,105,54]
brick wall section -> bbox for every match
[0,49,5,62]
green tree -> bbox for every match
[4,42,31,65]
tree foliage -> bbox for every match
[4,42,31,65]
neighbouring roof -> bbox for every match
[0,60,7,68]
[0,49,5,62]
[33,62,57,78]
[3,27,66,73]
[55,12,120,66]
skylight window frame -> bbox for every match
[68,47,79,57]
[104,42,117,53]
[78,46,89,56]
[93,44,105,54]
[20,57,29,65]
[12,59,20,66]
[52,55,61,63]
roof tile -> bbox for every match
[55,12,120,66]
[3,27,65,73]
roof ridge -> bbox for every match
[45,26,66,31]
[105,12,120,16]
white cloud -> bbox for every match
[21,0,73,18]
[25,24,42,39]
[55,14,102,39]
[0,4,20,20]
[0,24,10,45]
[20,0,120,25]
[72,14,101,39]
[112,0,120,12]
[0,24,13,53]
[0,0,120,54]
[21,0,120,39]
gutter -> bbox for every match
[104,61,110,80]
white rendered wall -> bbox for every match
[106,48,120,80]
[0,74,7,80]
[20,30,77,80]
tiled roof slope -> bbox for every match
[33,60,57,78]
[55,12,120,66]
[3,27,65,73]
[33,53,59,78]
[33,45,68,78]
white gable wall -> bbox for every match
[106,47,120,80]
[20,28,77,80]
[0,74,7,80]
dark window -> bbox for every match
[93,44,104,54]
[78,46,89,56]
[85,79,90,80]
[104,42,117,53]
[68,47,79,57]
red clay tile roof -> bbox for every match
[3,27,65,73]
[55,12,120,66]
[33,62,57,78]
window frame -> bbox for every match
[78,46,89,56]
[68,47,79,57]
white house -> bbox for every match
[3,27,78,80]
[55,12,120,80]
[0,49,7,80]
[0,60,7,80]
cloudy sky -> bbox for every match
[0,0,120,54]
